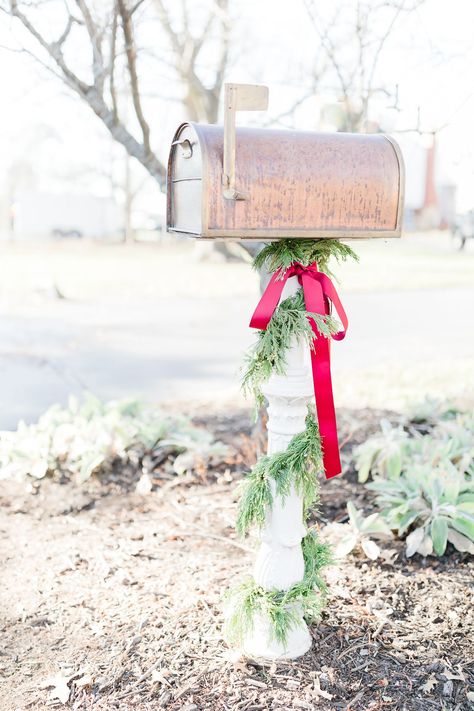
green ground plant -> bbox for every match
[368,463,474,556]
[355,405,474,556]
[0,394,225,483]
[328,501,393,560]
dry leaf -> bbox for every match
[313,676,333,700]
[442,664,465,681]
[419,674,437,694]
[151,669,172,687]
[379,548,398,565]
[41,672,72,704]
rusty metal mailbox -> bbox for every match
[167,84,404,240]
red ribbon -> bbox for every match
[249,262,348,479]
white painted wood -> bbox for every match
[242,276,315,660]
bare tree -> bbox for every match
[1,0,231,187]
[155,0,229,123]
[304,0,425,132]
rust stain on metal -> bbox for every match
[167,123,404,240]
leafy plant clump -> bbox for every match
[235,410,323,537]
[241,288,340,412]
[355,405,474,556]
[325,501,393,560]
[368,465,474,556]
[355,419,409,483]
[253,238,359,279]
[225,529,332,646]
[0,394,226,484]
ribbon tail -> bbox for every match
[310,339,342,478]
[301,271,343,479]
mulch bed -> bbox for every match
[0,407,472,710]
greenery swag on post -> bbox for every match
[225,239,358,650]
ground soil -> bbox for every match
[0,407,472,711]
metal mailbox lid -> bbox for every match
[167,123,404,240]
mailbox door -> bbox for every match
[167,124,203,236]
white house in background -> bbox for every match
[12,190,123,240]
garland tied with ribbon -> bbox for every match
[226,239,358,646]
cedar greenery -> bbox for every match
[225,529,332,645]
[253,238,359,279]
[235,410,323,537]
[227,239,357,648]
[241,289,340,412]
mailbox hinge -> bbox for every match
[222,83,269,201]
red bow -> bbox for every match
[249,262,348,479]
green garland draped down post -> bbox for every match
[225,239,358,647]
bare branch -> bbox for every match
[130,0,146,14]
[117,0,152,156]
[154,0,182,55]
[304,0,425,132]
[75,0,106,93]
[153,0,230,122]
[109,2,119,124]
[9,0,89,93]
[5,0,165,184]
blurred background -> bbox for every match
[1,5,474,709]
[0,0,473,427]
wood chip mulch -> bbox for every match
[0,407,472,710]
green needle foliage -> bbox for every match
[224,528,332,646]
[253,238,358,279]
[228,238,354,648]
[235,410,323,537]
[302,527,333,593]
[242,288,340,412]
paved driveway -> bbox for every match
[0,236,473,428]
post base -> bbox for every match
[241,611,312,661]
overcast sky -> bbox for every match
[0,0,473,211]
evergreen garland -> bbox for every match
[241,289,340,413]
[235,410,322,537]
[253,238,359,279]
[226,239,357,649]
[225,529,332,646]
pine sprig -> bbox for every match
[234,457,274,537]
[235,410,323,538]
[253,238,358,279]
[241,289,340,413]
[224,529,332,645]
[302,528,333,595]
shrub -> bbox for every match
[355,405,474,557]
[368,463,474,556]
[0,394,226,483]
